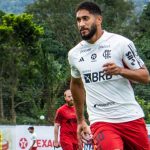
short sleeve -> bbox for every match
[55,109,62,125]
[68,51,81,78]
[122,41,144,69]
[31,134,37,140]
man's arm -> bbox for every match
[54,123,60,148]
[70,77,93,146]
[119,66,149,84]
[103,63,149,84]
[70,77,85,123]
[29,140,36,150]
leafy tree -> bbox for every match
[26,0,81,124]
[136,96,150,123]
[0,13,43,123]
[132,3,150,104]
[137,3,150,37]
[95,0,134,34]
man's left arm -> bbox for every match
[29,140,36,150]
[103,40,149,84]
[103,63,149,84]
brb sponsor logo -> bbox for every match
[83,71,112,83]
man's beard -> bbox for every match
[67,100,74,106]
[80,24,97,41]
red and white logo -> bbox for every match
[19,138,28,149]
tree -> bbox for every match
[137,3,150,37]
[0,13,43,123]
[26,0,81,124]
[132,3,150,103]
[96,0,134,34]
[136,96,150,123]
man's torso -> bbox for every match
[55,104,78,143]
[68,31,144,124]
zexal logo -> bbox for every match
[83,71,112,83]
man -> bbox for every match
[28,126,37,150]
[54,89,79,150]
[68,1,150,150]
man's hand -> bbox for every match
[53,140,61,148]
[103,62,122,75]
[77,120,93,149]
[103,62,150,83]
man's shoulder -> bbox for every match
[31,132,37,138]
[109,32,132,44]
[68,41,86,57]
[57,104,67,111]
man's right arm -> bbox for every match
[70,77,85,123]
[54,123,60,148]
[70,77,93,146]
[68,52,92,144]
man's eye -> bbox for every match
[76,18,81,22]
[83,16,89,20]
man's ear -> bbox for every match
[96,15,102,25]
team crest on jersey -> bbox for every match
[103,50,111,59]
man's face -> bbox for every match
[76,9,99,40]
[28,129,33,133]
[64,90,73,106]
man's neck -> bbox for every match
[66,103,74,107]
[88,30,104,44]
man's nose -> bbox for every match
[79,20,85,28]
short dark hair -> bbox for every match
[76,1,101,15]
[28,126,34,130]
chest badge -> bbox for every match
[103,50,111,59]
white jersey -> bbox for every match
[68,30,144,124]
[30,132,37,147]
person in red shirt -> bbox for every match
[54,89,79,150]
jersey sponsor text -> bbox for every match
[83,71,112,83]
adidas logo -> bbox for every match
[79,57,84,62]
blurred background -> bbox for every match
[0,0,150,125]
